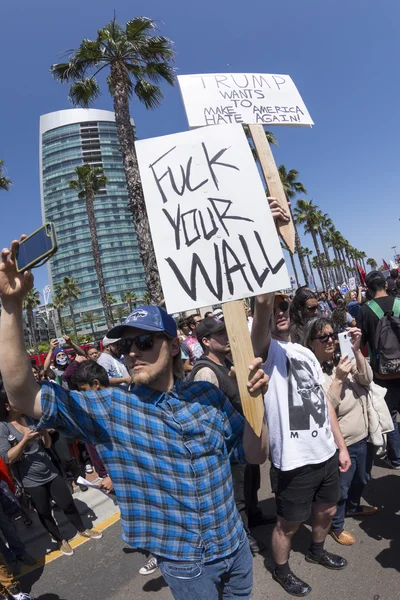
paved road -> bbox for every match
[21,458,400,600]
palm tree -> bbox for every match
[311,256,324,290]
[82,311,99,338]
[0,160,11,191]
[281,242,300,288]
[68,164,113,329]
[294,200,329,290]
[106,293,117,325]
[142,291,151,305]
[325,227,344,285]
[367,258,377,270]
[48,291,66,335]
[23,288,41,363]
[56,277,81,340]
[301,247,315,288]
[317,212,335,286]
[51,16,175,304]
[63,317,74,336]
[114,306,128,323]
[121,290,138,312]
[277,165,308,285]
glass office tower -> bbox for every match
[39,108,146,335]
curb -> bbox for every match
[12,480,119,552]
[18,511,121,579]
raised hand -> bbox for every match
[267,197,291,223]
[0,238,34,305]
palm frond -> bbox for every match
[265,130,278,146]
[69,78,101,107]
[134,80,163,109]
[130,35,175,61]
[125,16,155,41]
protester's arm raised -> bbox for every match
[0,240,42,418]
[251,293,274,362]
[44,339,57,373]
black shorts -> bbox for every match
[270,452,340,523]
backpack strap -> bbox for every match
[366,300,385,319]
[393,297,400,318]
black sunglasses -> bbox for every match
[274,300,289,313]
[313,332,338,344]
[119,332,169,354]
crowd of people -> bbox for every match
[0,200,398,599]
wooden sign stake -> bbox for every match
[248,124,296,254]
[222,300,265,437]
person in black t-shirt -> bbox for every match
[357,271,400,469]
[386,268,400,297]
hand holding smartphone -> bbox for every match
[15,223,58,273]
[338,331,355,361]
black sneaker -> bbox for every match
[305,549,347,570]
[273,570,311,597]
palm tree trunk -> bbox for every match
[319,228,334,287]
[56,308,64,335]
[332,248,341,285]
[306,256,315,289]
[289,206,308,285]
[85,188,114,329]
[338,249,347,282]
[127,300,132,312]
[111,61,163,304]
[90,321,95,338]
[289,252,300,288]
[311,231,329,290]
[69,302,78,341]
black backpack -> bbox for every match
[367,297,400,375]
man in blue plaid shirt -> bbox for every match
[0,239,268,600]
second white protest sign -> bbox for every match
[135,124,289,315]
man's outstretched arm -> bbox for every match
[0,240,42,418]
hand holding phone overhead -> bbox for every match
[15,222,58,273]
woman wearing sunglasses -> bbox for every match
[303,317,377,546]
[289,287,320,344]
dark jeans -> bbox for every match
[331,438,374,534]
[0,506,25,563]
[383,385,400,466]
[244,464,262,523]
[231,464,262,533]
[86,444,107,478]
[25,475,85,542]
[157,529,253,600]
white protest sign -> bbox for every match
[178,73,313,128]
[349,277,356,291]
[135,124,290,314]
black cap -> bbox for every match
[196,317,226,342]
[366,270,386,288]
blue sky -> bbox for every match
[1,0,399,300]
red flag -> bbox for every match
[382,259,390,271]
[357,263,366,285]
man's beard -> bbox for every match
[129,359,170,387]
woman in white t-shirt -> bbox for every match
[303,317,377,547]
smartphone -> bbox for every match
[56,337,66,347]
[338,331,355,361]
[15,222,58,273]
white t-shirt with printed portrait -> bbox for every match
[262,339,336,471]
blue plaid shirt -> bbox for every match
[39,379,245,562]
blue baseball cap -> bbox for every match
[107,305,178,339]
